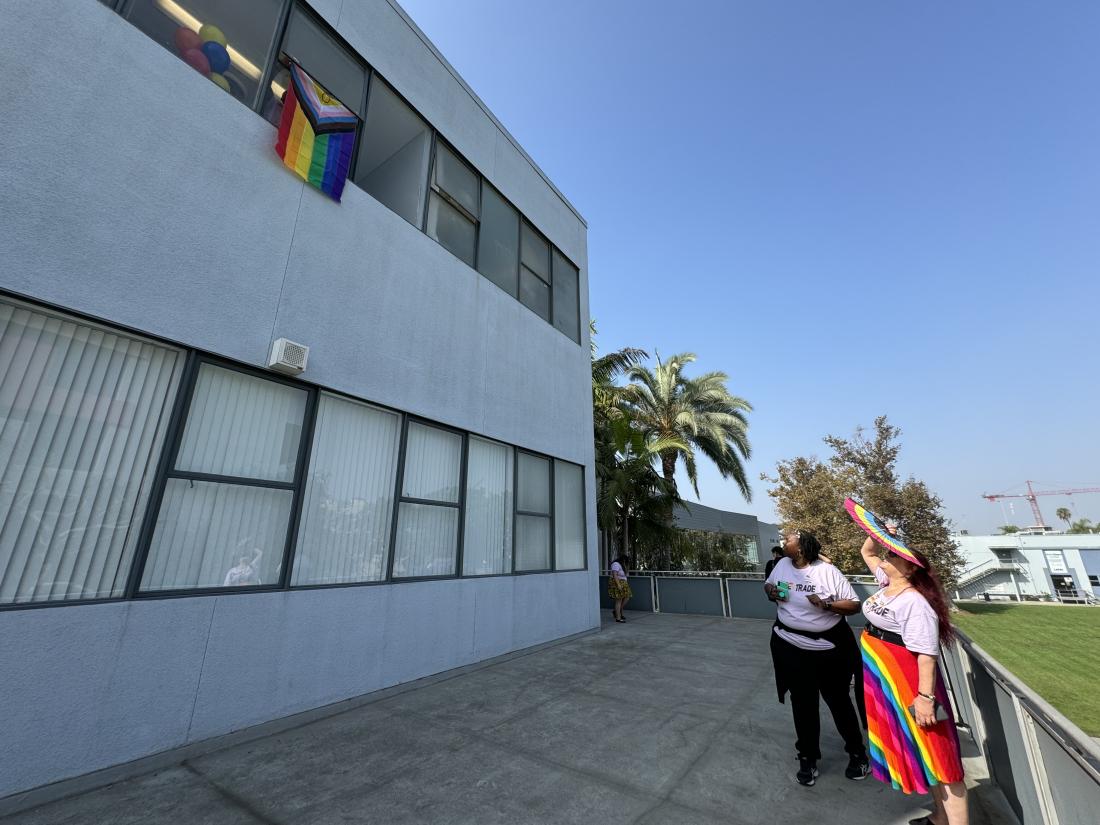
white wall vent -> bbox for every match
[268,338,309,375]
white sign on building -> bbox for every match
[1044,550,1069,574]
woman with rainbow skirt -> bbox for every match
[854,506,968,825]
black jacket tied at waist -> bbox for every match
[770,616,865,727]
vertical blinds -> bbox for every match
[463,437,513,575]
[141,479,291,590]
[554,461,585,570]
[140,363,308,592]
[175,365,307,482]
[0,301,183,604]
[293,393,401,585]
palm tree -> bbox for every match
[595,414,684,568]
[1055,507,1072,528]
[623,352,753,500]
[1067,517,1095,535]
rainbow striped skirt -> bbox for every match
[860,631,964,794]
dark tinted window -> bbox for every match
[434,144,479,218]
[280,6,367,113]
[427,194,476,267]
[552,249,581,342]
[123,0,284,109]
[477,184,519,295]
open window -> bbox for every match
[354,78,432,227]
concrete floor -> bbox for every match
[4,613,1009,824]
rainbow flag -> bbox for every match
[275,63,357,201]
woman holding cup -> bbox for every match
[764,529,869,786]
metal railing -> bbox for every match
[599,570,879,619]
[942,631,1100,824]
[957,557,1025,587]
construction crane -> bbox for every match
[982,480,1100,529]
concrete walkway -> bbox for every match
[5,613,1006,824]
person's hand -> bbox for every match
[913,694,936,727]
[806,594,825,608]
[885,520,899,537]
[764,582,779,602]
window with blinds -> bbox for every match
[515,451,551,571]
[553,460,585,570]
[0,299,185,604]
[391,421,463,578]
[139,363,308,591]
[293,393,401,585]
[463,436,513,576]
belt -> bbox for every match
[863,624,905,647]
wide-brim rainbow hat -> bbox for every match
[843,498,925,568]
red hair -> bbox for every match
[905,548,955,645]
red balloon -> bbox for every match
[173,27,202,55]
[181,48,211,77]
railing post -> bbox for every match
[651,575,659,613]
[720,575,730,618]
[1014,697,1060,825]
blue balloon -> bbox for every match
[201,41,230,75]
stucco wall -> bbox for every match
[0,0,597,799]
[0,573,594,798]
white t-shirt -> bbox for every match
[766,557,857,650]
[862,567,940,655]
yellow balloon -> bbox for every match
[210,73,230,92]
[198,24,227,46]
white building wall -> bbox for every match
[954,534,1100,599]
[0,0,596,800]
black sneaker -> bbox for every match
[845,754,870,780]
[796,757,818,786]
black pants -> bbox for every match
[771,631,866,762]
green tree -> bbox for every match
[663,528,756,572]
[999,525,1020,535]
[595,414,683,568]
[1056,507,1072,528]
[623,352,753,500]
[1067,517,1096,535]
[591,324,685,567]
[763,416,962,584]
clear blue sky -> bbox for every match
[399,0,1100,535]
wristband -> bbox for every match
[917,692,936,702]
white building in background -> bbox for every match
[953,533,1100,603]
[0,0,594,805]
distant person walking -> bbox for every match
[608,555,632,623]
[765,529,869,786]
[858,526,968,824]
[764,545,783,578]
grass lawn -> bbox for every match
[953,603,1100,737]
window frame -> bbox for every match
[552,458,589,572]
[460,434,516,579]
[425,139,481,267]
[513,448,554,574]
[551,248,582,344]
[475,180,521,298]
[386,417,469,581]
[0,292,586,611]
[128,354,319,599]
